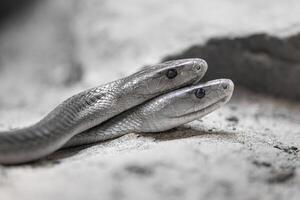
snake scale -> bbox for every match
[0,59,209,164]
[64,79,234,148]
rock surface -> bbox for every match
[1,89,299,200]
[0,0,300,200]
[165,33,300,100]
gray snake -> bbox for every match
[64,79,234,148]
[0,59,208,164]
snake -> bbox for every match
[63,79,234,148]
[0,59,208,164]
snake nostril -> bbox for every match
[222,84,228,90]
[166,69,177,79]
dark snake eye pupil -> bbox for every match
[195,88,205,98]
[166,69,177,79]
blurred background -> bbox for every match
[0,1,299,200]
[1,0,300,106]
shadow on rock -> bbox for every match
[139,125,237,142]
[5,126,237,167]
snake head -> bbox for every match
[124,58,208,98]
[138,79,234,132]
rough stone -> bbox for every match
[0,0,300,200]
[1,89,299,200]
[165,33,300,100]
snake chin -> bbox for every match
[169,96,228,119]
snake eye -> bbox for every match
[195,88,205,98]
[166,69,177,79]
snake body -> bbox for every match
[0,59,207,164]
[64,79,234,148]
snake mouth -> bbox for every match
[170,96,228,119]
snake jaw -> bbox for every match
[143,79,234,132]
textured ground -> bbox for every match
[1,88,299,200]
[0,0,299,200]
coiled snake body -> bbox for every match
[0,59,208,164]
[64,79,234,148]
